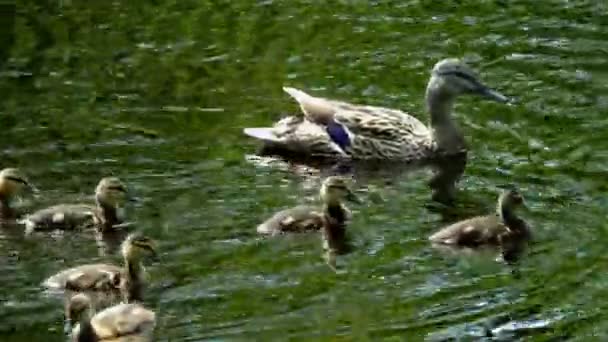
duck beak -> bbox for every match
[477,85,510,104]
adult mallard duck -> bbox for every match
[43,233,157,303]
[244,58,510,161]
[65,293,156,342]
[0,168,37,220]
[256,176,359,236]
[428,189,530,248]
[22,177,129,233]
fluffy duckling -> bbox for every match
[257,176,359,236]
[429,189,530,247]
[44,233,157,303]
[66,293,156,342]
[0,168,36,220]
[22,177,129,232]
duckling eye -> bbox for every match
[328,185,347,192]
[134,241,154,251]
[107,185,127,193]
[4,176,28,186]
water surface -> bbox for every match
[2,1,608,341]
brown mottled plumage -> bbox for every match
[429,189,530,247]
[66,293,156,342]
[244,58,510,161]
[43,234,157,303]
[22,177,129,232]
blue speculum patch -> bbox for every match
[326,120,351,151]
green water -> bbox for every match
[2,1,608,340]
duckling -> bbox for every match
[22,177,129,232]
[66,293,156,342]
[257,176,359,236]
[428,189,530,247]
[0,168,36,220]
[44,233,157,303]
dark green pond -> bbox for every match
[2,1,608,340]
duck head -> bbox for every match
[319,176,360,206]
[428,58,510,103]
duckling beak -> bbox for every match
[151,251,160,262]
[26,183,40,197]
[126,193,140,203]
[147,246,160,262]
[520,198,528,209]
[345,190,362,204]
[63,319,73,335]
[477,85,510,104]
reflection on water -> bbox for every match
[4,0,608,340]
[252,146,468,204]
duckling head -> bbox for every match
[319,176,360,206]
[121,233,158,262]
[499,189,525,210]
[428,58,509,103]
[95,177,128,209]
[0,168,35,200]
[65,293,93,333]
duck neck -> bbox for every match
[0,195,12,220]
[323,201,347,225]
[96,196,119,229]
[426,79,465,154]
[76,318,98,342]
[322,202,348,253]
[497,200,519,228]
[123,255,143,302]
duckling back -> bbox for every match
[85,302,156,341]
[22,204,98,232]
[257,204,324,235]
[428,215,504,246]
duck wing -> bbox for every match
[244,116,348,157]
[282,87,430,140]
[257,205,324,235]
[282,87,433,160]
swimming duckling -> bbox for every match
[44,233,157,303]
[66,293,156,342]
[257,176,359,236]
[0,168,36,220]
[22,177,129,232]
[429,189,530,248]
